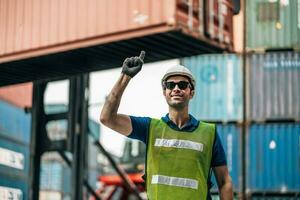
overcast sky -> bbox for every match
[44,59,179,156]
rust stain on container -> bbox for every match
[0,83,32,108]
[0,0,233,63]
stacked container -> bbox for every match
[246,52,300,198]
[0,99,31,199]
[180,49,300,198]
[245,0,300,198]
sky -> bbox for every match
[44,58,180,156]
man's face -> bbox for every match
[163,75,194,109]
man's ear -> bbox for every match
[190,90,195,98]
[163,89,166,97]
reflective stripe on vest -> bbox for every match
[154,138,204,152]
[151,175,198,190]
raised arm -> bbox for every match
[100,51,145,136]
[213,165,233,200]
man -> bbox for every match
[100,51,233,200]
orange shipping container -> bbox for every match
[0,0,233,63]
[0,83,32,108]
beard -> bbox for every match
[166,98,189,110]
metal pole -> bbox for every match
[29,82,47,200]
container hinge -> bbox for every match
[198,0,204,35]
[188,0,193,31]
[209,0,215,38]
[218,0,224,42]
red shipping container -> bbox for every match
[0,83,32,108]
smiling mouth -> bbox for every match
[171,95,183,99]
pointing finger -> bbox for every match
[139,51,145,60]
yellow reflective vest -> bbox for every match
[146,119,215,200]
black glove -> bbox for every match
[122,51,145,78]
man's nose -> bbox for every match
[173,84,180,91]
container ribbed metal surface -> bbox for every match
[246,0,300,50]
[40,162,70,192]
[181,54,243,121]
[210,124,241,192]
[0,0,233,58]
[251,196,300,200]
[0,177,28,200]
[0,101,31,144]
[247,123,300,192]
[0,0,233,86]
[0,136,30,176]
[247,52,300,121]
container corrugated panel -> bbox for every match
[0,100,31,144]
[0,135,30,177]
[246,0,300,50]
[251,196,300,200]
[0,177,28,200]
[247,52,300,121]
[0,0,233,63]
[39,191,62,200]
[87,169,100,190]
[210,124,241,192]
[40,162,64,191]
[181,54,243,121]
[211,195,238,200]
[88,135,100,169]
[0,82,32,108]
[247,123,300,192]
[205,0,233,44]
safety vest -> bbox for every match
[146,118,215,200]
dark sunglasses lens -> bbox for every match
[177,81,189,89]
[166,82,176,89]
[165,81,189,90]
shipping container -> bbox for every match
[0,101,31,144]
[0,135,30,177]
[181,54,243,121]
[210,124,241,193]
[40,162,71,193]
[251,195,300,200]
[0,0,233,60]
[247,123,300,193]
[211,194,238,200]
[247,52,300,121]
[0,176,28,200]
[39,191,63,200]
[0,0,233,86]
[0,82,32,108]
[87,169,100,191]
[246,0,300,50]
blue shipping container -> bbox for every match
[210,124,241,192]
[40,162,71,193]
[0,101,31,144]
[247,52,300,121]
[0,176,28,200]
[247,123,300,192]
[251,196,300,200]
[0,135,30,177]
[181,54,243,121]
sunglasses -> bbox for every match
[164,81,191,90]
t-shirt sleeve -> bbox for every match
[211,128,227,167]
[128,116,151,144]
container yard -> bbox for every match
[1,0,300,199]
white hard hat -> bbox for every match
[161,65,196,89]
